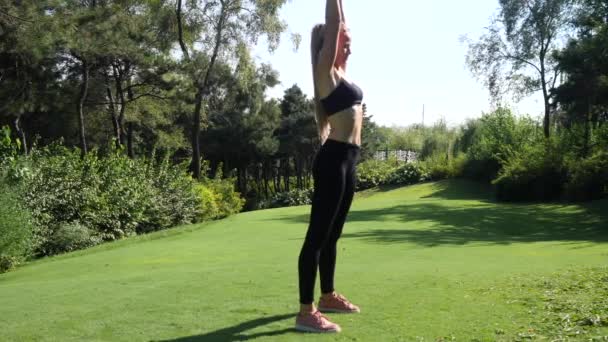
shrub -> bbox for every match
[356,159,396,190]
[420,153,466,181]
[0,184,34,272]
[21,144,204,254]
[201,178,245,218]
[45,222,101,256]
[387,163,429,185]
[264,188,313,209]
[138,158,202,234]
[195,183,221,221]
[464,108,541,182]
[564,151,608,201]
[493,142,566,202]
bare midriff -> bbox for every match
[327,104,363,146]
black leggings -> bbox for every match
[298,138,361,304]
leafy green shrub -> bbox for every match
[420,153,466,181]
[0,126,30,183]
[0,184,34,273]
[195,183,221,220]
[356,159,396,190]
[21,144,203,254]
[201,178,245,218]
[0,126,18,166]
[493,143,566,202]
[464,108,541,182]
[387,163,429,185]
[264,188,313,209]
[138,158,202,234]
[564,151,608,201]
[45,222,101,256]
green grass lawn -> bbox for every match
[1,180,607,341]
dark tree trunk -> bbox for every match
[273,159,280,193]
[104,70,121,147]
[263,159,269,198]
[14,115,27,155]
[540,52,551,139]
[112,63,128,146]
[126,69,136,158]
[243,166,248,197]
[177,0,228,179]
[77,58,90,157]
[127,122,134,158]
[283,157,290,192]
[190,88,203,178]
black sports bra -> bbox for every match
[320,80,363,116]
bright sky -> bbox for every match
[252,0,545,128]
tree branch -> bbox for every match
[550,67,561,91]
[176,0,190,61]
[501,52,542,75]
[0,9,32,23]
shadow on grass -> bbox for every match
[154,313,294,342]
[419,179,496,202]
[341,200,608,246]
[272,180,608,246]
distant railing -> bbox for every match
[374,150,418,163]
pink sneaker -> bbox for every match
[318,292,361,313]
[295,310,341,333]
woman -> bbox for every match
[295,0,363,333]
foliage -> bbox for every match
[464,108,541,181]
[387,163,430,186]
[493,141,566,201]
[420,153,467,181]
[0,183,34,273]
[356,159,397,190]
[360,104,386,161]
[19,144,203,255]
[564,150,608,201]
[45,222,101,256]
[199,178,246,219]
[262,188,314,209]
[465,0,572,137]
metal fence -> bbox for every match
[373,150,418,163]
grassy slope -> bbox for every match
[0,180,606,341]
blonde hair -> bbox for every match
[311,24,330,145]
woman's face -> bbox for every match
[336,28,352,68]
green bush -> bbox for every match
[420,153,466,181]
[45,222,101,256]
[263,188,313,209]
[195,183,221,220]
[356,159,396,190]
[20,144,204,255]
[564,151,608,201]
[0,184,34,273]
[0,126,30,183]
[387,163,429,185]
[464,108,541,182]
[193,178,245,219]
[138,158,202,234]
[205,178,246,218]
[493,143,566,202]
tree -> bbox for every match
[360,103,385,161]
[0,1,57,155]
[553,0,608,155]
[276,84,317,192]
[174,0,288,179]
[465,0,574,138]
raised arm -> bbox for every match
[317,0,343,73]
